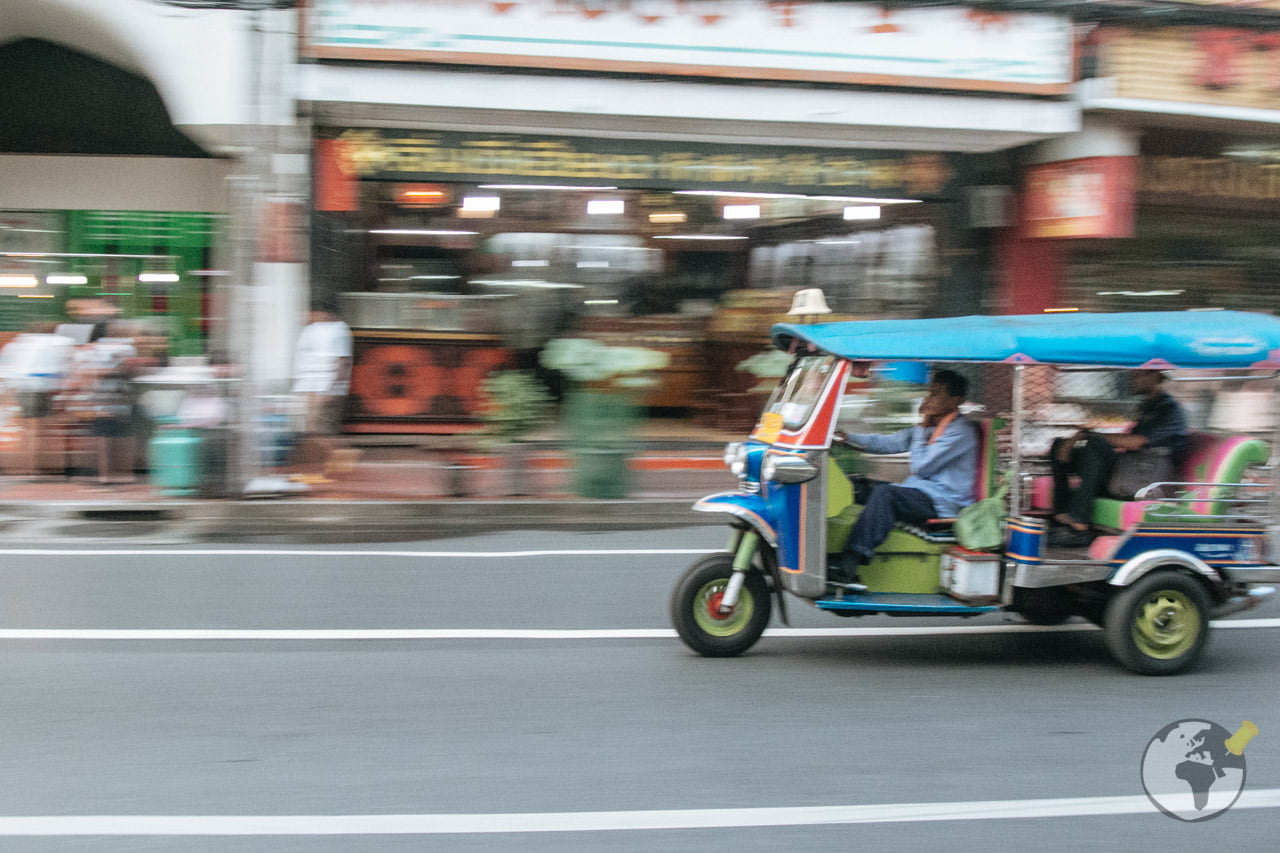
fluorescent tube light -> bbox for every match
[651,234,749,241]
[843,206,881,221]
[479,184,617,191]
[587,199,625,215]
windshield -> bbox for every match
[761,355,839,431]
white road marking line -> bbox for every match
[0,618,1274,641]
[2,789,1279,835]
[0,548,720,558]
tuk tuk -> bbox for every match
[670,309,1280,674]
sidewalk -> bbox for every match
[0,421,743,541]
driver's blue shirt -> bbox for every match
[848,415,979,517]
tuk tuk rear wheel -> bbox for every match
[1103,570,1211,676]
[670,554,771,657]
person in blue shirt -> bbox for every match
[830,369,979,587]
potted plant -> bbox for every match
[478,369,554,496]
[539,337,669,499]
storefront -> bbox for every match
[300,0,1076,433]
[313,128,972,432]
[1006,20,1280,315]
[0,210,222,356]
[1060,144,1280,314]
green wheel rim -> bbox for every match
[1131,589,1202,660]
[691,578,756,638]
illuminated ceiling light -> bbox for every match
[1043,307,1079,313]
[17,293,54,299]
[512,259,550,267]
[651,234,749,241]
[722,204,761,220]
[649,212,687,224]
[394,184,449,208]
[138,273,180,283]
[843,206,881,221]
[577,261,610,268]
[479,184,618,191]
[191,269,231,277]
[584,299,619,305]
[0,275,39,287]
[460,196,501,212]
[587,199,625,215]
[45,274,88,285]
[556,244,651,252]
[674,190,806,199]
[471,279,584,289]
[369,229,480,236]
[812,195,922,204]
[1096,289,1185,297]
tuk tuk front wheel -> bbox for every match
[1103,570,1211,676]
[670,554,771,657]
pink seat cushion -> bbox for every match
[1088,535,1122,560]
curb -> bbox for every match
[0,498,718,543]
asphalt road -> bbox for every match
[0,527,1277,852]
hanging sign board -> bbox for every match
[320,128,963,199]
[303,0,1072,95]
[1023,157,1137,239]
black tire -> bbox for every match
[670,553,772,657]
[1013,584,1075,625]
[1018,607,1072,626]
[1012,588,1072,626]
[1103,570,1212,676]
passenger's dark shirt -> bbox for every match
[1132,391,1189,465]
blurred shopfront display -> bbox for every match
[0,209,221,356]
[311,129,968,434]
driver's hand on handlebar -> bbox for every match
[833,429,849,446]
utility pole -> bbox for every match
[219,0,275,493]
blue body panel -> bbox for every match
[815,592,1000,614]
[760,454,805,574]
[773,311,1280,369]
[1107,524,1268,567]
[692,492,777,545]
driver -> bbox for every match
[830,369,979,588]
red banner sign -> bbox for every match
[1023,156,1137,239]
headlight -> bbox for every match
[723,442,748,477]
[762,453,818,485]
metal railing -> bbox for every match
[1132,479,1273,523]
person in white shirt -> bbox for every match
[0,323,74,476]
[291,307,353,480]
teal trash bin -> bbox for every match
[572,446,632,500]
[149,417,202,496]
[565,389,638,499]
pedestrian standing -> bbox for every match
[291,306,353,482]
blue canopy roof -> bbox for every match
[772,311,1280,369]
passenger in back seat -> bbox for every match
[1048,369,1188,547]
[829,369,979,585]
